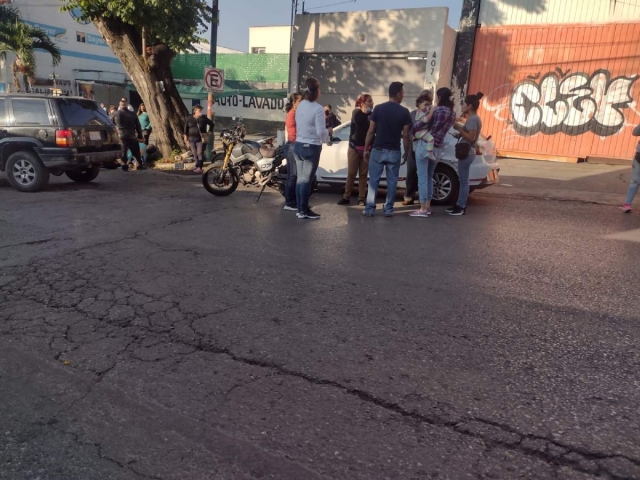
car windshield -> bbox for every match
[55,99,112,126]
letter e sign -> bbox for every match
[204,68,225,93]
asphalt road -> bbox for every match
[1,169,639,480]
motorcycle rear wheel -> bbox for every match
[202,164,239,196]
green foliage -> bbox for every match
[0,4,61,89]
[60,0,213,52]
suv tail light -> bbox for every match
[56,129,74,147]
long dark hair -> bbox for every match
[302,77,320,103]
[436,87,454,109]
[464,92,484,111]
[136,103,146,115]
[285,93,302,113]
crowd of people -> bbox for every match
[283,76,484,219]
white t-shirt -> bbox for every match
[295,100,330,145]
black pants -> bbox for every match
[404,144,418,200]
[142,129,151,146]
[121,137,142,165]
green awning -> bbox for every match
[126,82,287,100]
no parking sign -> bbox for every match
[204,68,224,93]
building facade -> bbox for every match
[4,1,127,104]
[467,0,640,162]
[289,8,457,121]
[249,26,292,54]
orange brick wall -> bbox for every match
[468,22,640,161]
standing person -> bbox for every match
[363,82,412,217]
[294,77,332,220]
[621,124,640,212]
[100,102,107,112]
[324,104,341,129]
[448,92,484,216]
[183,105,214,174]
[403,89,434,206]
[137,103,152,146]
[283,93,302,211]
[409,92,438,217]
[338,94,373,206]
[111,100,145,171]
[108,105,117,117]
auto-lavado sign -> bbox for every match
[215,95,285,110]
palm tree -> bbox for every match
[0,5,61,92]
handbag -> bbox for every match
[455,125,480,160]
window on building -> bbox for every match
[0,99,6,126]
[251,47,266,54]
[12,99,50,126]
[77,31,86,43]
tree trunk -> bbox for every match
[11,58,20,93]
[93,19,188,159]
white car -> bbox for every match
[316,122,500,205]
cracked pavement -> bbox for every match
[1,170,639,479]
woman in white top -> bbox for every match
[294,77,332,220]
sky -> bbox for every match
[213,0,464,52]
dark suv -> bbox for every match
[0,94,121,192]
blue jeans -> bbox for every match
[365,148,401,215]
[415,140,439,204]
[625,158,640,204]
[294,142,321,214]
[456,153,475,208]
[284,142,297,207]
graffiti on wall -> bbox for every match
[509,67,639,137]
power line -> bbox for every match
[305,0,357,12]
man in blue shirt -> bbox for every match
[363,82,412,217]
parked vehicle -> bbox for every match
[313,122,500,205]
[0,94,122,192]
[202,118,285,197]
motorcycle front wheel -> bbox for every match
[202,164,239,196]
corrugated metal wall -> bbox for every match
[468,22,640,161]
[479,0,640,26]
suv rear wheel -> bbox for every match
[6,151,50,192]
[65,164,101,183]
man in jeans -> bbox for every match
[111,100,145,171]
[363,82,412,217]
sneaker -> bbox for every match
[622,204,632,213]
[136,164,147,171]
[283,205,297,211]
[384,212,394,217]
[121,163,129,172]
[337,198,350,206]
[193,167,203,174]
[362,211,374,217]
[448,206,466,216]
[358,200,365,206]
[445,206,456,213]
[297,209,321,220]
[409,210,430,218]
[402,199,415,206]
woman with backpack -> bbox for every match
[448,92,484,216]
[294,77,332,220]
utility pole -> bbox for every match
[207,0,219,160]
[451,0,481,111]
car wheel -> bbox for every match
[6,151,50,192]
[65,165,101,183]
[431,165,459,206]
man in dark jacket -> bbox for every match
[111,100,145,171]
[183,105,214,173]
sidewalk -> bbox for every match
[476,158,632,206]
